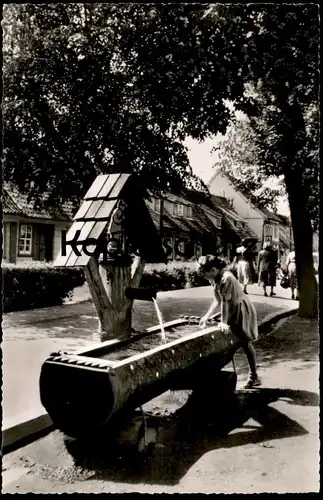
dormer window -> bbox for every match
[215,216,221,228]
[153,198,161,212]
[187,206,193,218]
[173,203,184,217]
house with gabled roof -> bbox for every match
[208,170,282,253]
[208,194,258,260]
[2,183,75,263]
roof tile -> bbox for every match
[3,183,75,221]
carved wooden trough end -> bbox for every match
[40,173,239,440]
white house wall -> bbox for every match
[208,172,265,243]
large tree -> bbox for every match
[202,4,319,318]
[3,4,319,318]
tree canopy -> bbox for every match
[3,3,239,207]
[3,4,318,205]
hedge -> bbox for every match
[140,262,209,291]
[2,260,210,312]
[2,263,86,312]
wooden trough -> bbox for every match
[40,315,239,439]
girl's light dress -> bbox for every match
[286,251,298,289]
[214,270,258,342]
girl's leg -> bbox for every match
[270,286,276,296]
[242,341,257,377]
[263,285,268,297]
[242,341,262,388]
[291,287,295,300]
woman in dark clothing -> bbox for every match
[257,241,278,297]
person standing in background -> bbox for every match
[257,241,278,297]
[285,250,299,300]
[232,239,257,295]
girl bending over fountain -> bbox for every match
[197,255,261,389]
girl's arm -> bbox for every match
[199,290,221,326]
[218,299,230,333]
[204,299,219,320]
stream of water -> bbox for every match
[152,298,166,344]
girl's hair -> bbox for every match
[263,241,272,250]
[197,254,227,272]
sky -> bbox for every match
[184,135,290,217]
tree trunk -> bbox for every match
[277,97,318,318]
[283,173,318,318]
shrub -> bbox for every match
[2,262,85,312]
[185,268,209,288]
[140,260,209,292]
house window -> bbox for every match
[187,206,193,218]
[176,239,186,259]
[227,243,232,260]
[264,224,272,236]
[215,216,221,228]
[153,199,161,212]
[19,224,33,255]
[173,203,184,217]
[273,225,279,240]
[194,241,202,258]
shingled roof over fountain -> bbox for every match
[54,173,166,267]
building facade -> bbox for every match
[146,190,258,262]
[208,171,281,252]
[146,193,222,261]
[2,185,74,264]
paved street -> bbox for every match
[2,283,297,429]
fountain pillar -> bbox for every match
[99,256,133,340]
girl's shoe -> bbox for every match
[270,292,276,296]
[244,375,262,389]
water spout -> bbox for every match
[152,298,166,344]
